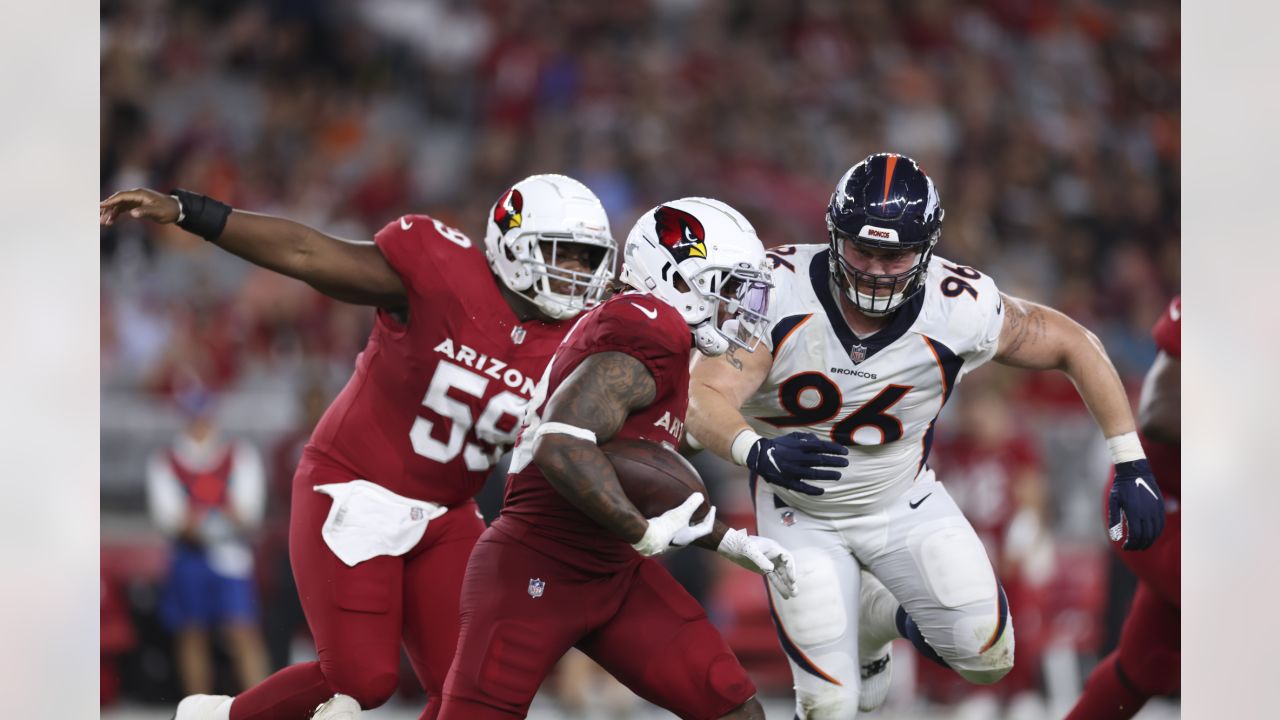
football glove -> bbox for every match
[747,432,849,496]
[632,493,716,557]
[1108,459,1165,550]
[717,528,798,599]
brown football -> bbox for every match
[600,437,710,521]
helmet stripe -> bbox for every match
[881,154,899,208]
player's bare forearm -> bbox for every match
[688,347,771,460]
[536,435,649,543]
[218,211,407,308]
[691,519,729,551]
[532,352,659,544]
[995,294,1135,438]
[100,188,405,308]
[1138,351,1180,444]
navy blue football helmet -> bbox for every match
[826,153,943,316]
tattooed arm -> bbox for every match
[687,342,774,460]
[994,293,1137,438]
[531,351,657,543]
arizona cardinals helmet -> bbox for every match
[620,197,772,356]
[827,153,943,316]
[484,174,616,320]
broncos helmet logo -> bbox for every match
[654,205,707,261]
[493,188,524,234]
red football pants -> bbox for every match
[439,526,756,720]
[230,453,484,720]
[1065,488,1181,720]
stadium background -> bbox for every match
[99,0,1179,718]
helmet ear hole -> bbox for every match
[673,275,691,293]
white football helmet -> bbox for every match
[484,174,617,320]
[619,197,773,356]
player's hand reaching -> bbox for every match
[100,188,180,226]
[1108,459,1165,550]
[631,493,716,557]
[746,431,849,496]
[717,528,798,599]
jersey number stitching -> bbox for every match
[409,361,526,471]
[941,263,981,300]
[761,372,913,446]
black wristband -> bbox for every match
[169,188,232,241]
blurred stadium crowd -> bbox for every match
[100,0,1179,717]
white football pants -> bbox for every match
[754,469,1015,719]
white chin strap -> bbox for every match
[693,321,730,356]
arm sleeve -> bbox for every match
[145,452,187,537]
[228,442,267,532]
[1151,295,1181,359]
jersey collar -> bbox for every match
[810,249,924,363]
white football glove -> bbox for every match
[632,493,716,557]
[717,528,798,599]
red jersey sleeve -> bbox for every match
[572,296,692,397]
[1151,295,1181,360]
[373,214,481,304]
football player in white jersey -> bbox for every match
[687,153,1166,719]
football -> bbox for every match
[600,437,710,521]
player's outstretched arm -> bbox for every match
[1138,350,1180,444]
[993,294,1134,436]
[689,345,847,496]
[688,345,772,458]
[100,188,407,309]
[532,351,665,545]
[994,293,1165,549]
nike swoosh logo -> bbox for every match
[766,447,780,472]
[908,492,933,509]
[1134,478,1158,500]
[400,216,413,230]
[631,302,658,320]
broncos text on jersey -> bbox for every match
[742,244,1004,516]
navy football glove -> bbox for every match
[746,432,849,496]
[1108,458,1165,550]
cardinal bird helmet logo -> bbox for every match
[493,188,524,234]
[654,205,707,261]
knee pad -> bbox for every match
[776,548,848,646]
[1118,646,1179,696]
[329,667,398,709]
[950,612,1015,686]
[796,682,860,720]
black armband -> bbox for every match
[169,188,232,241]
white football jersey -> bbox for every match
[741,244,1004,516]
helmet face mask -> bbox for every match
[829,227,935,317]
[826,153,943,317]
[619,198,774,356]
[484,175,617,321]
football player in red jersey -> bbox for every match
[438,198,798,720]
[1066,295,1181,719]
[100,174,617,720]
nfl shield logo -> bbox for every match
[409,507,423,521]
[511,326,527,345]
[781,510,796,527]
[850,343,867,364]
[527,578,546,598]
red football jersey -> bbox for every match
[306,215,575,507]
[1143,294,1181,498]
[494,292,694,573]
